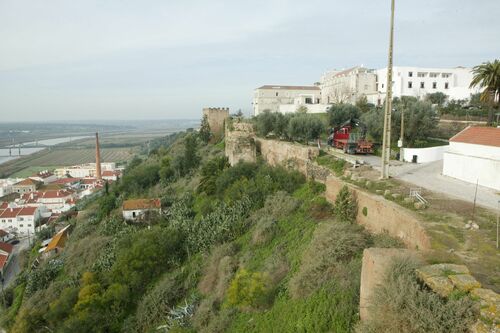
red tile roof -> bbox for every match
[123,198,161,210]
[0,202,8,209]
[0,229,8,237]
[18,206,37,216]
[450,126,500,147]
[0,254,8,269]
[39,190,73,199]
[102,170,120,177]
[14,178,39,187]
[0,207,21,218]
[0,242,13,254]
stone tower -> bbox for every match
[202,107,229,139]
[95,132,102,180]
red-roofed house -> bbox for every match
[443,126,500,190]
[37,190,76,210]
[12,178,41,194]
[102,170,121,181]
[0,241,13,277]
[0,206,41,234]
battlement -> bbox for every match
[202,107,229,139]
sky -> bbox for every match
[0,0,499,122]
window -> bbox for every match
[381,83,384,88]
[432,82,437,89]
[408,81,413,88]
[305,97,312,104]
[275,92,279,97]
[28,224,32,227]
[8,219,12,223]
[19,224,23,227]
[442,73,451,78]
[430,73,439,78]
[445,82,449,89]
[417,72,426,78]
[420,82,425,88]
[19,217,24,221]
[408,71,413,77]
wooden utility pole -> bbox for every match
[381,0,395,179]
[399,107,404,161]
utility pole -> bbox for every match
[381,0,395,179]
[496,200,499,249]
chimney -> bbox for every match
[95,132,102,180]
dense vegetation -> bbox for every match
[0,128,477,332]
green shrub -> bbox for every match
[25,259,64,297]
[362,206,368,216]
[289,222,369,298]
[226,269,268,309]
[356,257,478,333]
[334,185,357,223]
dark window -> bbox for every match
[275,92,279,97]
[408,71,413,77]
[445,82,449,89]
[432,82,437,89]
[381,83,384,88]
[408,81,412,88]
[420,82,425,88]
[305,97,312,104]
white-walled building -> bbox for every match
[122,198,162,221]
[443,126,500,191]
[0,206,41,234]
[320,66,377,104]
[253,85,321,116]
[55,162,116,178]
[368,66,481,105]
[29,171,57,185]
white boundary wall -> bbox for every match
[443,142,500,191]
[402,145,448,163]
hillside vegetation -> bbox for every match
[0,131,477,332]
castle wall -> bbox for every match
[203,107,229,138]
[225,122,257,165]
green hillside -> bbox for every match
[0,131,478,333]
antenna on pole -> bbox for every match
[381,0,395,179]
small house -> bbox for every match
[122,198,162,221]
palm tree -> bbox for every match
[470,59,500,125]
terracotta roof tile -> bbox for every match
[0,254,8,269]
[450,126,500,147]
[14,178,39,186]
[0,242,13,254]
[0,208,21,219]
[123,198,161,211]
[18,207,37,216]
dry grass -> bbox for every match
[198,243,239,300]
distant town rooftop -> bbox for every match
[257,85,320,90]
[450,126,500,147]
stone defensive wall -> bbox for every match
[325,175,431,250]
[224,131,431,250]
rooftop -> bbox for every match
[256,85,320,91]
[0,254,8,269]
[450,126,500,148]
[45,225,70,252]
[14,178,39,187]
[0,242,13,254]
[123,198,161,211]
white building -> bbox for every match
[0,179,23,197]
[369,66,481,105]
[253,85,321,116]
[29,171,57,185]
[55,162,117,178]
[122,198,162,221]
[0,206,41,234]
[320,66,377,104]
[443,126,500,191]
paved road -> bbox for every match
[360,155,500,210]
[3,236,31,288]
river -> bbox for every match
[0,135,91,165]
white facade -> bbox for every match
[402,145,449,163]
[279,103,330,114]
[0,207,41,235]
[443,141,500,191]
[253,85,321,116]
[368,66,481,105]
[55,162,117,178]
[320,66,377,104]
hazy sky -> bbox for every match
[0,0,499,122]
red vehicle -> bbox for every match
[327,119,374,154]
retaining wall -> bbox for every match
[325,175,431,250]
